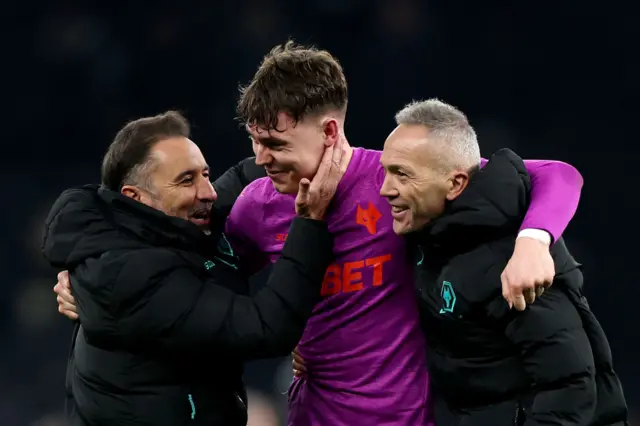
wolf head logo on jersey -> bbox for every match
[356,202,382,235]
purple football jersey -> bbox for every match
[226,148,430,426]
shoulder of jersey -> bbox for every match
[238,176,274,200]
[356,149,383,171]
[352,148,385,187]
[360,147,382,159]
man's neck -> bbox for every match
[340,135,354,174]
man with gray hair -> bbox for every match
[379,99,628,425]
[384,98,572,306]
[393,99,481,173]
[382,99,482,233]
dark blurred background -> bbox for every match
[2,1,638,425]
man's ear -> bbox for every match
[446,171,470,201]
[321,118,339,147]
[122,185,156,208]
[121,185,141,201]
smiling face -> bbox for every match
[380,124,470,235]
[236,42,349,194]
[121,137,217,231]
[247,112,338,194]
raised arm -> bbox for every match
[98,217,333,360]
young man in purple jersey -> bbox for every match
[228,41,583,426]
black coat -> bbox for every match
[41,158,331,426]
[414,149,627,426]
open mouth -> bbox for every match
[390,205,409,219]
[189,210,211,226]
[266,170,285,177]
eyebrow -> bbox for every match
[257,136,288,146]
[173,165,209,182]
[248,131,288,145]
[384,163,413,175]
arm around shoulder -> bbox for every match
[520,159,584,242]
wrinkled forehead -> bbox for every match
[381,135,441,171]
[151,137,208,179]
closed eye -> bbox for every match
[384,164,411,179]
[392,170,410,181]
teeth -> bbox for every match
[392,206,406,213]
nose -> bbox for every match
[198,178,217,202]
[254,144,272,166]
[379,174,397,199]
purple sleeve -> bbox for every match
[480,158,584,242]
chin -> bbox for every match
[393,216,428,235]
[271,179,298,194]
[392,220,412,236]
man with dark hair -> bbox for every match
[99,111,214,227]
[237,41,348,148]
[226,42,585,426]
[236,41,349,195]
[100,110,190,192]
[42,111,348,426]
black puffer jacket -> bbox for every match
[42,177,332,425]
[414,149,628,426]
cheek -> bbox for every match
[279,138,324,176]
[288,150,321,177]
[169,191,195,214]
[301,152,322,174]
[272,151,295,168]
[309,142,328,172]
[419,186,447,216]
[407,186,436,215]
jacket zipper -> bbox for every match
[513,401,525,426]
[186,391,245,420]
[187,394,196,420]
[236,393,246,410]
